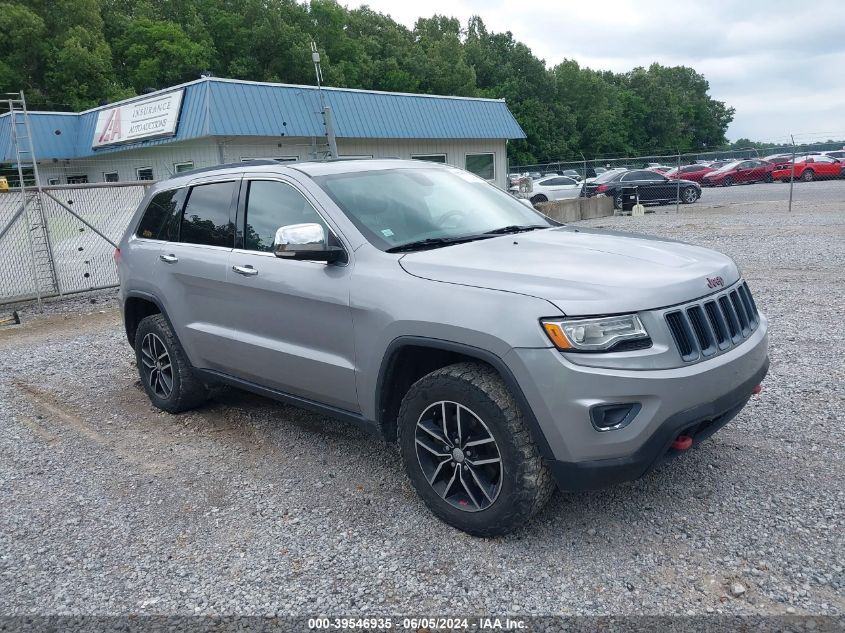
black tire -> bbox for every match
[530,194,547,205]
[397,362,554,537]
[681,186,699,204]
[802,169,814,182]
[134,314,209,413]
[764,173,773,183]
[613,192,623,209]
[722,176,733,187]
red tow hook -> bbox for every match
[752,384,763,395]
[671,435,693,451]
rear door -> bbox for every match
[220,176,359,412]
[156,177,239,371]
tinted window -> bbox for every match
[180,181,236,247]
[621,171,648,181]
[243,180,328,252]
[136,189,183,240]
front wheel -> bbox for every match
[397,362,554,537]
[681,186,699,204]
[765,173,773,183]
[722,176,734,187]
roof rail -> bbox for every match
[177,159,281,177]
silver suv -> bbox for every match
[117,159,769,536]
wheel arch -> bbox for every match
[123,290,173,346]
[375,336,555,460]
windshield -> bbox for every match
[591,169,624,184]
[314,167,554,251]
[713,161,741,172]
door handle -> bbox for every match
[159,254,178,263]
[232,265,258,276]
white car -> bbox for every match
[510,175,583,203]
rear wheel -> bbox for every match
[681,186,699,204]
[613,192,623,209]
[397,362,554,537]
[135,314,209,413]
[802,169,815,182]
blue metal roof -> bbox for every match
[1,78,525,161]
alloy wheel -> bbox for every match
[140,333,173,399]
[683,187,698,203]
[414,401,503,512]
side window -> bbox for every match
[243,180,329,253]
[180,181,236,247]
[622,171,645,181]
[135,188,183,240]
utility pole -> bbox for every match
[311,42,338,159]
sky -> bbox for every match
[352,0,845,143]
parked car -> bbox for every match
[771,155,845,182]
[561,169,583,181]
[512,175,583,204]
[822,150,845,160]
[646,163,673,174]
[584,169,701,208]
[665,164,716,183]
[116,158,767,536]
[700,159,774,186]
[528,171,543,180]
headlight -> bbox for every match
[542,315,649,352]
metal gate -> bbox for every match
[0,182,151,305]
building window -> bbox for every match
[67,175,89,184]
[465,153,495,180]
[103,171,119,182]
[136,167,154,181]
[174,161,194,174]
[240,156,298,163]
[412,154,447,164]
[47,178,60,186]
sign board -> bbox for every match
[92,90,183,148]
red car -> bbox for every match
[771,155,845,182]
[665,164,715,183]
[700,159,775,186]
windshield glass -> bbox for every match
[314,167,554,251]
[592,169,624,184]
[713,161,741,172]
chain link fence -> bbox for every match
[0,182,151,305]
[508,139,845,214]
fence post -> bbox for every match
[675,151,681,213]
[788,134,795,214]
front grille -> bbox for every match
[665,281,760,362]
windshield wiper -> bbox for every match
[484,224,549,235]
[385,235,494,253]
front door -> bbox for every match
[221,177,359,412]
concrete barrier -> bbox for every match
[535,196,614,222]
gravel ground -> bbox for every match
[0,199,842,619]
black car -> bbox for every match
[584,169,701,208]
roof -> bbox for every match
[0,77,525,161]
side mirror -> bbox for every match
[273,223,345,263]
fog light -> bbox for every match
[590,403,641,431]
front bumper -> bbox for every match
[506,321,769,491]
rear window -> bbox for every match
[135,189,183,240]
[180,181,237,248]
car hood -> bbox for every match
[398,226,739,315]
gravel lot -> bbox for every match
[0,198,843,619]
